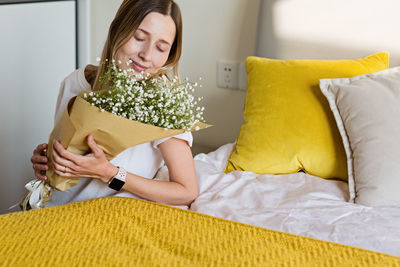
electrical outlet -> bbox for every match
[238,62,247,91]
[217,60,238,89]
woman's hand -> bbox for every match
[52,135,118,183]
[31,143,49,180]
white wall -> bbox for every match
[175,0,260,153]
[0,1,76,214]
[89,0,122,63]
[89,0,400,153]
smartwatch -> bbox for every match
[108,166,127,191]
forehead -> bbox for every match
[137,12,176,44]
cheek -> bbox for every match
[152,52,170,69]
[117,40,140,61]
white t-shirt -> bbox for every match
[46,67,193,207]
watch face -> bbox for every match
[109,178,125,191]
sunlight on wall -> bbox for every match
[273,0,400,63]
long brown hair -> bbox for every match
[89,0,183,91]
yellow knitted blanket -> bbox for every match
[0,197,398,266]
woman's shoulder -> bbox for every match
[57,68,85,102]
[54,65,94,122]
[63,64,97,91]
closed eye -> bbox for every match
[134,36,144,41]
[157,46,167,53]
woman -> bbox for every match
[30,0,199,207]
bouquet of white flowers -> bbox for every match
[20,60,211,210]
[83,60,205,130]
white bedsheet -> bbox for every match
[187,143,400,257]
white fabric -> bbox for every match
[320,67,400,207]
[10,179,53,211]
[46,67,193,208]
[176,143,400,257]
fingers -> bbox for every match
[52,161,71,174]
[40,148,48,156]
[31,154,48,164]
[53,163,75,177]
[52,140,82,178]
[33,164,48,180]
[52,144,75,169]
[32,143,49,181]
[52,140,79,164]
[33,143,48,155]
[87,135,102,156]
[33,163,48,172]
[51,137,106,179]
[35,170,47,180]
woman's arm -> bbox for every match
[122,137,198,205]
[52,135,199,206]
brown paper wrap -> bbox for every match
[46,93,211,192]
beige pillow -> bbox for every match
[320,67,400,206]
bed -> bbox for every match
[0,174,400,266]
[1,53,400,265]
[0,144,399,266]
[189,143,400,257]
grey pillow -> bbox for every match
[320,67,400,207]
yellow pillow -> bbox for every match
[225,52,389,180]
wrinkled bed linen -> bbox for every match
[159,143,400,257]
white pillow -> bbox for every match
[320,67,400,207]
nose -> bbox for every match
[138,43,152,62]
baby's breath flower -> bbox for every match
[82,59,205,130]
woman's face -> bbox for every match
[115,12,176,75]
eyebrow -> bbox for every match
[137,28,172,46]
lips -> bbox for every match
[130,59,148,72]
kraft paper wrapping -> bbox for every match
[46,93,211,192]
